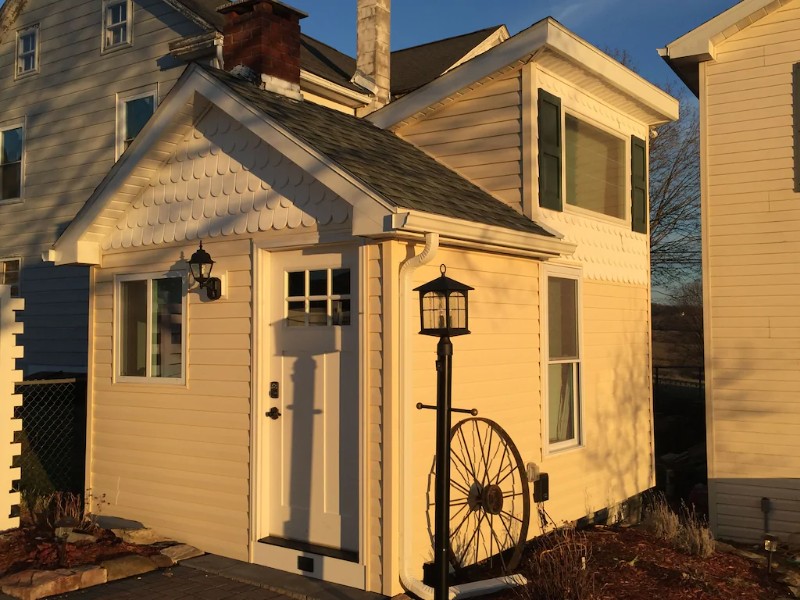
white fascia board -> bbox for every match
[370,18,678,129]
[660,0,779,62]
[52,65,202,265]
[162,0,217,31]
[300,70,372,107]
[388,211,575,258]
[443,26,510,74]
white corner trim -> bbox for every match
[388,210,575,258]
[369,18,678,130]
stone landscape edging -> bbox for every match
[0,539,204,600]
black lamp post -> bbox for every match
[414,265,474,600]
[188,241,222,300]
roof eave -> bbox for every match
[370,18,678,130]
[383,210,574,259]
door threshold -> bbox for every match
[258,536,358,563]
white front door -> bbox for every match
[256,247,362,585]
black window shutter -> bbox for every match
[538,89,562,211]
[631,135,647,233]
[794,63,800,192]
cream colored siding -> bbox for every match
[90,238,252,559]
[397,72,523,211]
[0,0,206,371]
[703,2,800,542]
[399,244,652,577]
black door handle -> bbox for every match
[266,407,281,420]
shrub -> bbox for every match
[643,494,713,558]
[519,525,594,600]
[643,494,681,542]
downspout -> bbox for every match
[398,232,439,599]
[397,233,526,600]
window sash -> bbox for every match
[123,95,154,149]
[565,114,626,219]
[0,259,20,297]
[0,127,23,201]
[118,275,184,381]
[545,272,581,451]
[17,28,37,75]
[104,1,129,48]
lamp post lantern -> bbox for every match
[414,265,474,600]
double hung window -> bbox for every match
[544,268,581,451]
[16,26,39,77]
[0,126,23,202]
[117,274,185,381]
[103,0,131,50]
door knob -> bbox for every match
[266,407,281,420]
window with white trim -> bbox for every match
[117,274,185,381]
[0,259,20,297]
[117,91,155,158]
[544,267,581,451]
[1,125,23,202]
[103,0,132,51]
[16,25,39,77]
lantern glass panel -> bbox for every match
[421,291,447,330]
[449,291,467,330]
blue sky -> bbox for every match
[289,0,736,93]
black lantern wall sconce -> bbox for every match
[188,241,222,300]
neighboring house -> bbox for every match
[661,0,800,544]
[0,0,506,375]
[49,0,677,595]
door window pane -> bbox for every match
[285,268,351,327]
[288,271,305,297]
[309,270,327,296]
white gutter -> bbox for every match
[398,232,527,600]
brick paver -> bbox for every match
[49,565,291,599]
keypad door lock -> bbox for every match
[269,381,279,398]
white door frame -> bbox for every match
[249,238,368,589]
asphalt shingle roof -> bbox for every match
[206,66,554,238]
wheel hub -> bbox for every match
[481,484,504,515]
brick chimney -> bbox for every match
[354,0,391,115]
[218,0,307,98]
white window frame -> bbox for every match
[541,263,584,454]
[15,25,39,78]
[0,122,25,205]
[102,0,133,52]
[0,258,21,297]
[115,88,157,160]
[563,109,629,225]
[114,271,187,385]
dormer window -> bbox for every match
[103,0,132,51]
[16,25,39,77]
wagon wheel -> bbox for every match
[429,417,530,574]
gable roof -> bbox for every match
[658,0,784,97]
[369,17,679,130]
[53,64,569,264]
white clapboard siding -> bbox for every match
[0,286,24,530]
[0,0,209,372]
[397,72,523,212]
[703,3,800,543]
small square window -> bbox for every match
[103,0,132,51]
[0,259,21,297]
[16,26,39,77]
[0,126,23,202]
